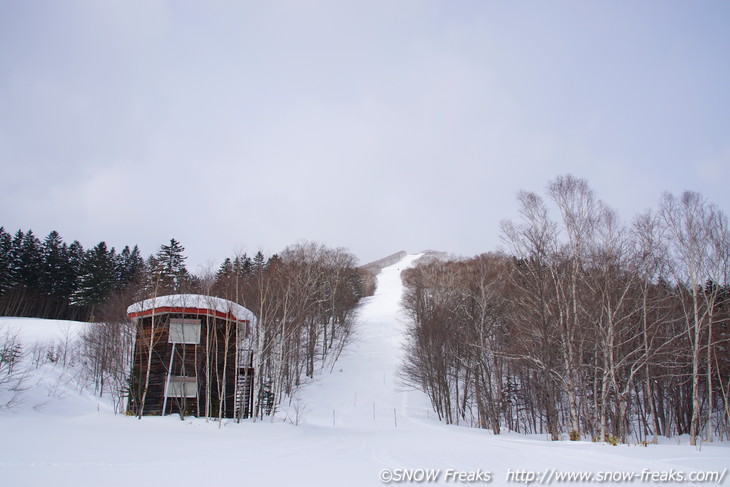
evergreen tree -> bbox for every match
[252,251,266,274]
[9,230,24,281]
[234,254,252,277]
[149,238,190,294]
[60,240,85,299]
[213,254,254,301]
[71,242,117,313]
[39,231,67,296]
[0,227,14,296]
[16,230,42,290]
[116,245,145,291]
[266,254,281,268]
[216,257,234,282]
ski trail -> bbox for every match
[294,253,431,429]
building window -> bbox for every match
[237,322,249,339]
[169,319,201,344]
[168,376,197,397]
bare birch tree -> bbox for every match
[660,191,729,445]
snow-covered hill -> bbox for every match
[0,255,727,487]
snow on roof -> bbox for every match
[127,294,256,324]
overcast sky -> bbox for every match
[1,1,729,272]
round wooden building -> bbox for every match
[126,294,256,419]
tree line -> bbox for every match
[401,175,729,446]
[0,230,370,418]
[207,242,366,418]
[0,229,212,321]
[0,228,148,321]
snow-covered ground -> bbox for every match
[0,316,88,345]
[0,255,727,487]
